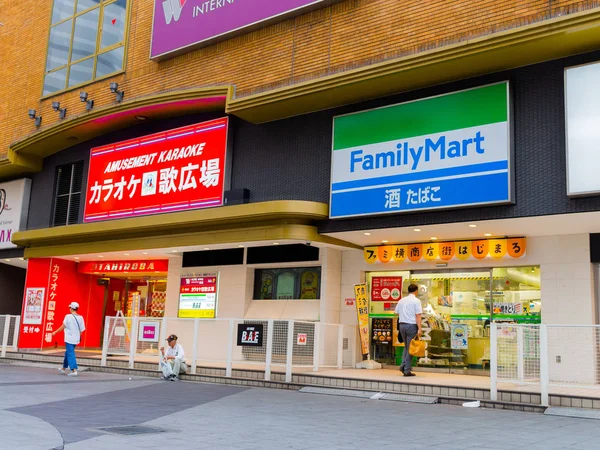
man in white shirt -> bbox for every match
[160,334,187,381]
[52,302,86,377]
[394,284,422,377]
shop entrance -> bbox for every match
[366,266,541,375]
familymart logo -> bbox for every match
[162,0,187,24]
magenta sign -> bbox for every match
[151,0,339,59]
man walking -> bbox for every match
[52,302,86,377]
[395,284,422,377]
[160,334,187,381]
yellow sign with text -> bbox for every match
[354,284,370,357]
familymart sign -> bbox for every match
[329,83,513,218]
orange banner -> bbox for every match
[364,238,526,264]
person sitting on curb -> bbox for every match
[160,334,187,381]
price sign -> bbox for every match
[178,273,218,318]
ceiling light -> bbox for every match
[142,252,148,255]
[124,253,130,256]
[19,258,24,261]
[4,259,10,262]
[273,242,280,245]
[74,257,80,260]
[171,250,178,253]
[413,229,421,232]
[363,232,371,236]
[484,233,492,237]
[135,115,147,121]
[430,237,438,240]
[203,248,210,250]
[469,224,477,228]
[381,240,389,243]
[98,255,104,258]
[238,245,244,248]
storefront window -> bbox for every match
[491,266,541,322]
[253,267,321,300]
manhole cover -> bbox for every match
[96,425,168,436]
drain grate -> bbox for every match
[96,425,168,436]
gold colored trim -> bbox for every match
[10,85,233,159]
[227,9,600,123]
[14,201,361,257]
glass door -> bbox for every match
[410,269,492,375]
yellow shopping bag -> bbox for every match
[409,337,426,357]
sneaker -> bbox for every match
[58,368,67,375]
[169,375,179,382]
[67,370,78,377]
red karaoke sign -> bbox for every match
[84,118,228,222]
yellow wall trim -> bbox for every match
[14,201,359,257]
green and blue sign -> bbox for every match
[329,83,513,218]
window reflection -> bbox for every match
[71,9,100,62]
[101,0,127,48]
[96,46,124,78]
[43,68,68,96]
[46,20,72,72]
[76,0,101,13]
[68,57,94,87]
[51,0,75,25]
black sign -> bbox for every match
[237,324,264,347]
[372,318,393,345]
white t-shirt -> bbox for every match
[63,313,86,345]
[394,294,423,324]
[165,343,185,361]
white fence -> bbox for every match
[491,323,600,406]
[101,316,357,382]
[0,315,20,357]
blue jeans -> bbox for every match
[63,343,78,370]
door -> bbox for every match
[410,269,492,375]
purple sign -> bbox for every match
[151,0,337,59]
[138,322,159,342]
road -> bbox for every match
[1,363,599,450]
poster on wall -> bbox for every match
[354,284,370,357]
[371,277,402,302]
[178,273,218,318]
[84,118,228,222]
[0,178,31,249]
[23,288,45,325]
[237,324,263,347]
[138,322,160,342]
[451,323,468,350]
[371,318,393,345]
[300,270,319,299]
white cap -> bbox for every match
[69,302,79,310]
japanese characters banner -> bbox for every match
[77,260,169,274]
[84,118,228,222]
[364,238,526,264]
[354,283,370,357]
[178,274,218,318]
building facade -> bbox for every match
[2,1,600,373]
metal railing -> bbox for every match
[491,323,600,406]
[101,316,356,382]
[0,315,20,357]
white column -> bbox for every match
[540,324,550,407]
[128,317,138,369]
[12,316,20,351]
[226,319,234,378]
[191,319,199,375]
[490,322,498,401]
[313,322,321,372]
[100,318,110,366]
[264,319,274,381]
[1,315,10,358]
[285,320,295,383]
[319,248,342,324]
[337,325,344,369]
[517,326,524,381]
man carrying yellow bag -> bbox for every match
[394,284,423,377]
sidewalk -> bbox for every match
[4,363,600,450]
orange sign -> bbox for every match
[77,260,169,274]
[364,238,526,264]
[354,284,370,357]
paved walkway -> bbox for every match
[2,363,600,450]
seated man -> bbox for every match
[160,334,188,381]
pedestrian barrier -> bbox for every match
[491,323,600,406]
[0,315,20,358]
[101,316,356,382]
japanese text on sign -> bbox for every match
[84,118,228,222]
[178,274,218,319]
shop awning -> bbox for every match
[13,201,359,258]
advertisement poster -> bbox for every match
[371,276,402,301]
[84,118,228,222]
[0,178,31,250]
[299,270,319,299]
[493,302,523,315]
[23,288,45,325]
[371,318,393,345]
[297,333,307,346]
[178,274,218,318]
[451,323,468,350]
[237,324,263,347]
[354,284,370,357]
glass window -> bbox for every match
[71,8,100,62]
[44,0,128,96]
[253,267,321,300]
[53,161,84,227]
[52,0,75,25]
[101,0,127,49]
[68,57,95,87]
[491,266,541,321]
[43,68,68,97]
[46,20,72,71]
[77,0,101,13]
[96,46,124,78]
